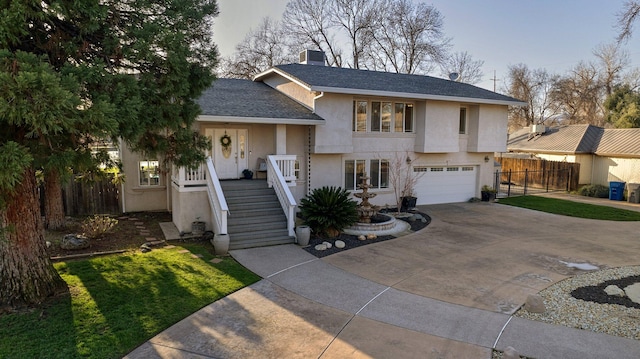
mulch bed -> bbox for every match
[302,209,431,258]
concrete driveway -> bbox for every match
[126,201,640,359]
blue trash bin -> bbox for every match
[609,181,626,201]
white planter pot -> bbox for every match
[212,233,230,255]
[295,226,311,246]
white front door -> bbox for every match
[207,128,248,179]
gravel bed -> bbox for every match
[514,265,640,340]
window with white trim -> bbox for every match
[139,160,160,186]
[352,100,414,133]
[459,107,467,134]
[344,159,389,190]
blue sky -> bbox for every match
[212,0,640,91]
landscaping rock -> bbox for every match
[604,285,626,297]
[358,235,366,241]
[524,294,546,313]
[60,234,90,250]
[322,241,332,249]
[335,240,345,249]
[624,283,640,304]
[503,346,520,359]
[366,233,377,240]
[314,244,327,251]
[140,243,152,253]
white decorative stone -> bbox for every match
[335,240,345,249]
[46,241,52,248]
[366,233,377,239]
[314,244,327,251]
[624,283,640,304]
[358,235,366,241]
[322,241,332,249]
[604,285,626,297]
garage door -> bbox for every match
[413,166,477,205]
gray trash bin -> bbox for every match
[628,183,640,204]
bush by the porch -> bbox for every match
[299,186,358,238]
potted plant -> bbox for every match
[242,169,253,179]
[481,185,497,202]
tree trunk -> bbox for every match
[44,169,65,230]
[0,167,68,312]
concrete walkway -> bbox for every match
[126,200,640,359]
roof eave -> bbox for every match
[310,86,527,106]
[253,68,312,91]
[198,115,325,125]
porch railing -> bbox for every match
[267,155,297,237]
[272,155,297,186]
[171,163,207,188]
[205,157,228,235]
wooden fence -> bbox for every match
[496,158,580,194]
[40,178,121,217]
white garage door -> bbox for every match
[414,166,477,205]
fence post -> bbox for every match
[507,169,512,197]
[567,167,571,192]
[524,168,528,196]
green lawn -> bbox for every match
[0,244,260,359]
[498,195,640,221]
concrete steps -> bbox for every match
[220,179,294,250]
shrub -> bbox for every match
[81,215,118,239]
[299,186,358,238]
[577,184,609,198]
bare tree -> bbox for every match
[365,0,450,74]
[440,51,484,84]
[617,1,640,42]
[593,43,630,96]
[330,0,383,69]
[387,151,423,213]
[551,61,605,126]
[282,0,344,67]
[218,17,297,79]
[505,64,560,130]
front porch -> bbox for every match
[170,155,299,250]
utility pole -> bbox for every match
[490,70,500,92]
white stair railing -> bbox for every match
[267,155,297,237]
[171,163,207,188]
[204,157,228,235]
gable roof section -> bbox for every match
[254,63,526,106]
[197,78,324,124]
[508,124,640,157]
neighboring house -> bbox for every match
[506,124,640,186]
[119,50,525,248]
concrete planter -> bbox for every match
[191,221,206,235]
[212,233,230,255]
[295,225,311,246]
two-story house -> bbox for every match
[118,50,525,249]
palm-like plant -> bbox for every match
[299,186,358,238]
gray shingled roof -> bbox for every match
[508,124,640,157]
[197,78,324,121]
[264,63,524,105]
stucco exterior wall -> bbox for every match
[171,187,212,234]
[592,156,640,186]
[311,93,354,153]
[470,105,509,152]
[262,76,314,108]
[416,100,460,153]
[119,143,168,213]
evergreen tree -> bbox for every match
[604,85,640,128]
[0,0,218,311]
